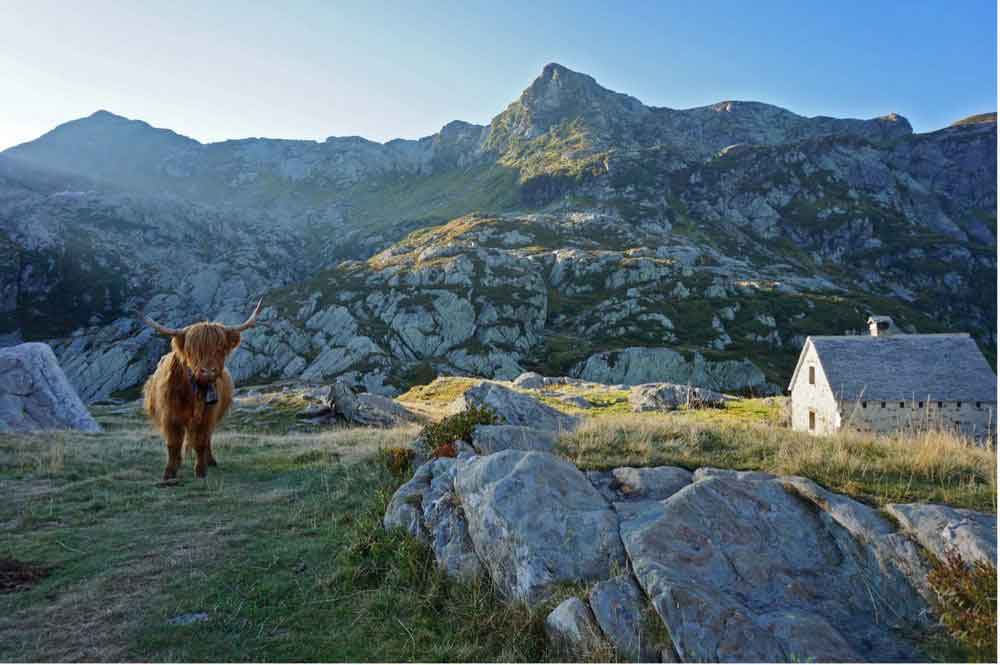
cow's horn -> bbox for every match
[141,312,186,337]
[227,298,264,333]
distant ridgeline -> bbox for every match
[0,64,995,401]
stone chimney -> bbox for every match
[867,315,901,337]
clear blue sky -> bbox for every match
[0,0,995,150]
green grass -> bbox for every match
[0,408,559,662]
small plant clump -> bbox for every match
[421,406,498,455]
[383,446,414,476]
[926,548,997,661]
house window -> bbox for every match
[861,401,867,409]
[918,401,924,409]
[976,402,982,409]
[808,410,816,431]
[808,366,815,385]
[881,402,886,408]
[938,401,943,408]
[899,402,905,408]
[957,402,962,409]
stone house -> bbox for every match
[788,317,997,438]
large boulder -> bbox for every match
[620,474,930,662]
[0,343,101,433]
[886,502,997,566]
[455,450,625,603]
[629,382,726,412]
[329,380,418,428]
[452,381,579,433]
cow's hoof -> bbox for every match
[158,478,180,487]
[207,457,218,467]
[194,467,207,479]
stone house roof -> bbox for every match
[789,333,997,402]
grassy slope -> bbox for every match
[1,382,995,661]
[0,406,556,662]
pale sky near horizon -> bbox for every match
[0,0,996,150]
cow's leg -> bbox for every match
[190,429,210,478]
[163,424,184,481]
[206,434,218,467]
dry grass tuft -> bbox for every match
[558,413,996,511]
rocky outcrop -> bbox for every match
[3,64,994,403]
[574,348,771,394]
[385,445,1000,662]
[629,383,727,412]
[0,342,101,432]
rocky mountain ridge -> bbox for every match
[1,63,994,400]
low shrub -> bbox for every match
[421,406,498,453]
[927,548,997,661]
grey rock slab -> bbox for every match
[455,450,626,603]
[621,476,928,662]
[0,343,101,432]
[470,424,558,455]
[545,597,607,659]
[453,381,579,433]
[886,502,997,566]
[589,575,660,662]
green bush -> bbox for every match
[421,406,498,455]
[927,548,997,661]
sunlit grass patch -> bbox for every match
[558,413,996,512]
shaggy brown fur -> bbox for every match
[141,301,260,481]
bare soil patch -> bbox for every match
[0,558,51,594]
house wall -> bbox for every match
[841,399,997,439]
[790,344,841,435]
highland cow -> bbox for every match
[141,300,262,481]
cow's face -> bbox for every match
[173,323,241,385]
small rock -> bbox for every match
[512,371,545,389]
[545,597,607,659]
[329,380,418,428]
[589,575,660,661]
[886,502,997,566]
[168,611,209,626]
